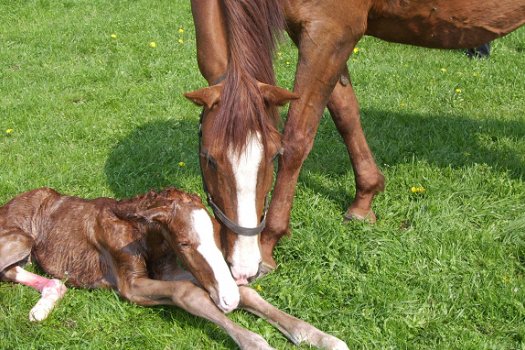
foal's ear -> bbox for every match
[184,84,223,110]
[258,83,299,106]
[135,206,172,224]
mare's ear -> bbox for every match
[184,84,223,110]
[134,206,171,224]
[258,83,299,106]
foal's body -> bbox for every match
[0,188,347,350]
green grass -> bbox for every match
[1,1,525,348]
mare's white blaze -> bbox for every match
[192,209,239,312]
[227,133,263,284]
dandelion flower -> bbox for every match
[178,38,184,44]
[178,161,186,167]
[455,88,462,94]
[110,33,117,39]
[440,68,447,73]
[255,284,263,292]
[5,128,14,135]
[149,41,157,48]
[178,27,184,33]
[410,186,426,194]
[353,47,359,54]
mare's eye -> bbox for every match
[271,149,282,162]
[200,152,218,170]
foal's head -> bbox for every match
[132,188,239,312]
[185,82,297,285]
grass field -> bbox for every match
[1,1,525,349]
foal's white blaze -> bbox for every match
[227,133,263,285]
[192,209,239,312]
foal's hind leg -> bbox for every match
[239,287,348,350]
[2,266,67,322]
[1,230,67,322]
[327,67,384,222]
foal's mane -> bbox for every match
[211,0,284,155]
[114,188,203,218]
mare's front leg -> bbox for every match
[239,286,349,350]
[260,12,367,271]
[121,278,276,350]
[327,66,385,222]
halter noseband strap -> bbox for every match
[198,110,271,237]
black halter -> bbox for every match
[198,111,274,237]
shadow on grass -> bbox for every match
[301,108,525,209]
[104,108,524,207]
[104,119,202,198]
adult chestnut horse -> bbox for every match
[187,0,525,282]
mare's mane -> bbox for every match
[211,0,284,155]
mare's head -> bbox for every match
[185,82,297,285]
[132,188,239,312]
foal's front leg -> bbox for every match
[239,287,349,350]
[122,278,276,350]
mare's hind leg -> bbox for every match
[0,231,67,322]
[239,286,348,350]
[327,66,384,222]
[2,266,67,322]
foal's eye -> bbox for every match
[178,242,192,249]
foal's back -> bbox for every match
[0,187,137,288]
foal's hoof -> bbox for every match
[256,261,276,279]
[343,208,377,224]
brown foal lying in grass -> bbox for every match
[0,187,348,350]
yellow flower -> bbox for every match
[440,68,447,73]
[255,284,263,292]
[353,47,359,54]
[149,41,157,48]
[178,27,184,33]
[178,38,184,44]
[110,33,117,39]
[286,60,290,65]
[455,88,462,94]
[5,128,13,135]
[410,186,426,194]
[178,161,186,167]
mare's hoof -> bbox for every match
[343,208,377,223]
